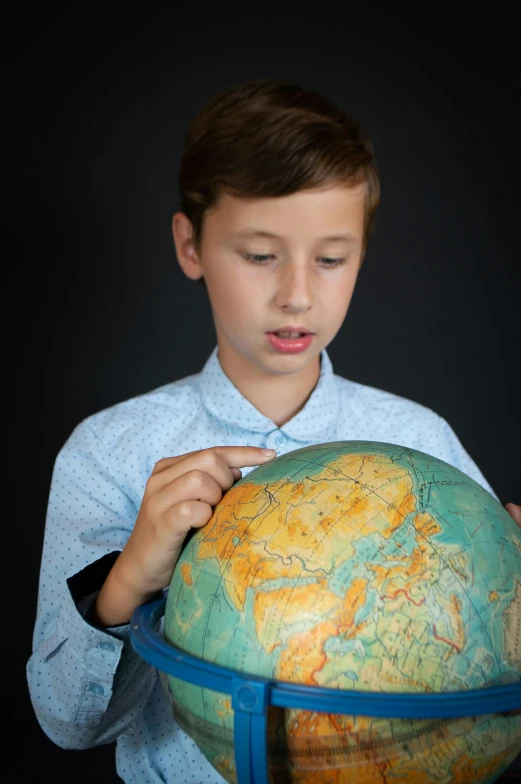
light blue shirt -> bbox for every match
[27,347,498,784]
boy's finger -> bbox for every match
[211,445,277,468]
[152,446,276,476]
[505,502,521,528]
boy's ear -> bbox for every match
[172,212,204,280]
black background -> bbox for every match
[3,9,521,782]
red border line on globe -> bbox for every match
[380,589,425,607]
[432,623,462,653]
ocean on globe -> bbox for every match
[163,441,521,783]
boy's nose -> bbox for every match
[275,263,313,313]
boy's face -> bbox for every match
[174,184,365,381]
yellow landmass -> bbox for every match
[448,551,470,585]
[196,453,418,613]
[215,696,232,721]
[503,579,521,670]
[179,562,193,587]
[432,593,465,659]
[413,511,442,538]
[253,577,368,685]
[451,749,510,783]
[366,541,434,606]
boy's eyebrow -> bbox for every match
[232,228,357,243]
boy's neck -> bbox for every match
[216,346,321,428]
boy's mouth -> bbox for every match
[267,326,314,338]
[266,329,315,354]
[271,331,307,338]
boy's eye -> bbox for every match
[243,253,274,264]
[242,253,347,267]
[320,257,347,267]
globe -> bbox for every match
[163,441,521,783]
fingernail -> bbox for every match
[260,448,276,456]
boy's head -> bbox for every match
[177,78,379,262]
[172,79,380,387]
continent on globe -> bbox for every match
[163,441,521,784]
[503,580,521,670]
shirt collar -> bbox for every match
[196,346,340,442]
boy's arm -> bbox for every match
[26,421,155,750]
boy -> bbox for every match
[27,78,521,783]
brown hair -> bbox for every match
[178,78,379,282]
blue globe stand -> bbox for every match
[131,595,521,784]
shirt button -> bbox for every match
[99,641,115,652]
[88,682,105,696]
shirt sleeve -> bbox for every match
[26,421,157,750]
[431,415,500,502]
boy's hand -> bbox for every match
[506,502,521,529]
[93,446,276,627]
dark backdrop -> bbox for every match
[3,10,520,783]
